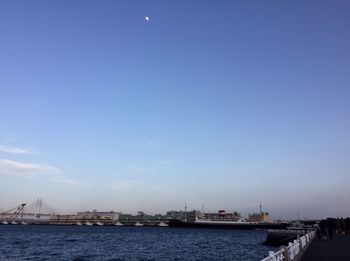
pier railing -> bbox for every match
[261,231,315,261]
[261,249,284,261]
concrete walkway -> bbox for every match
[302,234,350,261]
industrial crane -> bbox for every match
[1,203,26,225]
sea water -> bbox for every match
[0,225,276,260]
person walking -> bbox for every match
[327,218,334,240]
[320,220,328,241]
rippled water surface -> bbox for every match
[0,225,276,260]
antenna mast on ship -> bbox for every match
[259,201,262,219]
[184,202,187,222]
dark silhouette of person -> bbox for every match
[327,218,334,240]
[320,220,328,240]
[315,224,322,241]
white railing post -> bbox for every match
[288,242,294,260]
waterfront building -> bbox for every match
[119,211,168,224]
[77,210,119,221]
[49,210,120,225]
[166,210,185,220]
[165,210,200,222]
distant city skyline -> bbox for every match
[1,0,349,219]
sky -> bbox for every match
[0,0,349,219]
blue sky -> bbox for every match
[0,0,349,219]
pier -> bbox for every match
[302,234,350,261]
[261,227,350,261]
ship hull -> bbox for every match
[168,220,290,230]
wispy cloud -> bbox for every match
[161,160,176,165]
[0,145,32,154]
[111,181,176,193]
[53,176,88,186]
[147,141,160,147]
[135,167,153,173]
[0,159,60,176]
[129,165,153,173]
[111,181,133,191]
